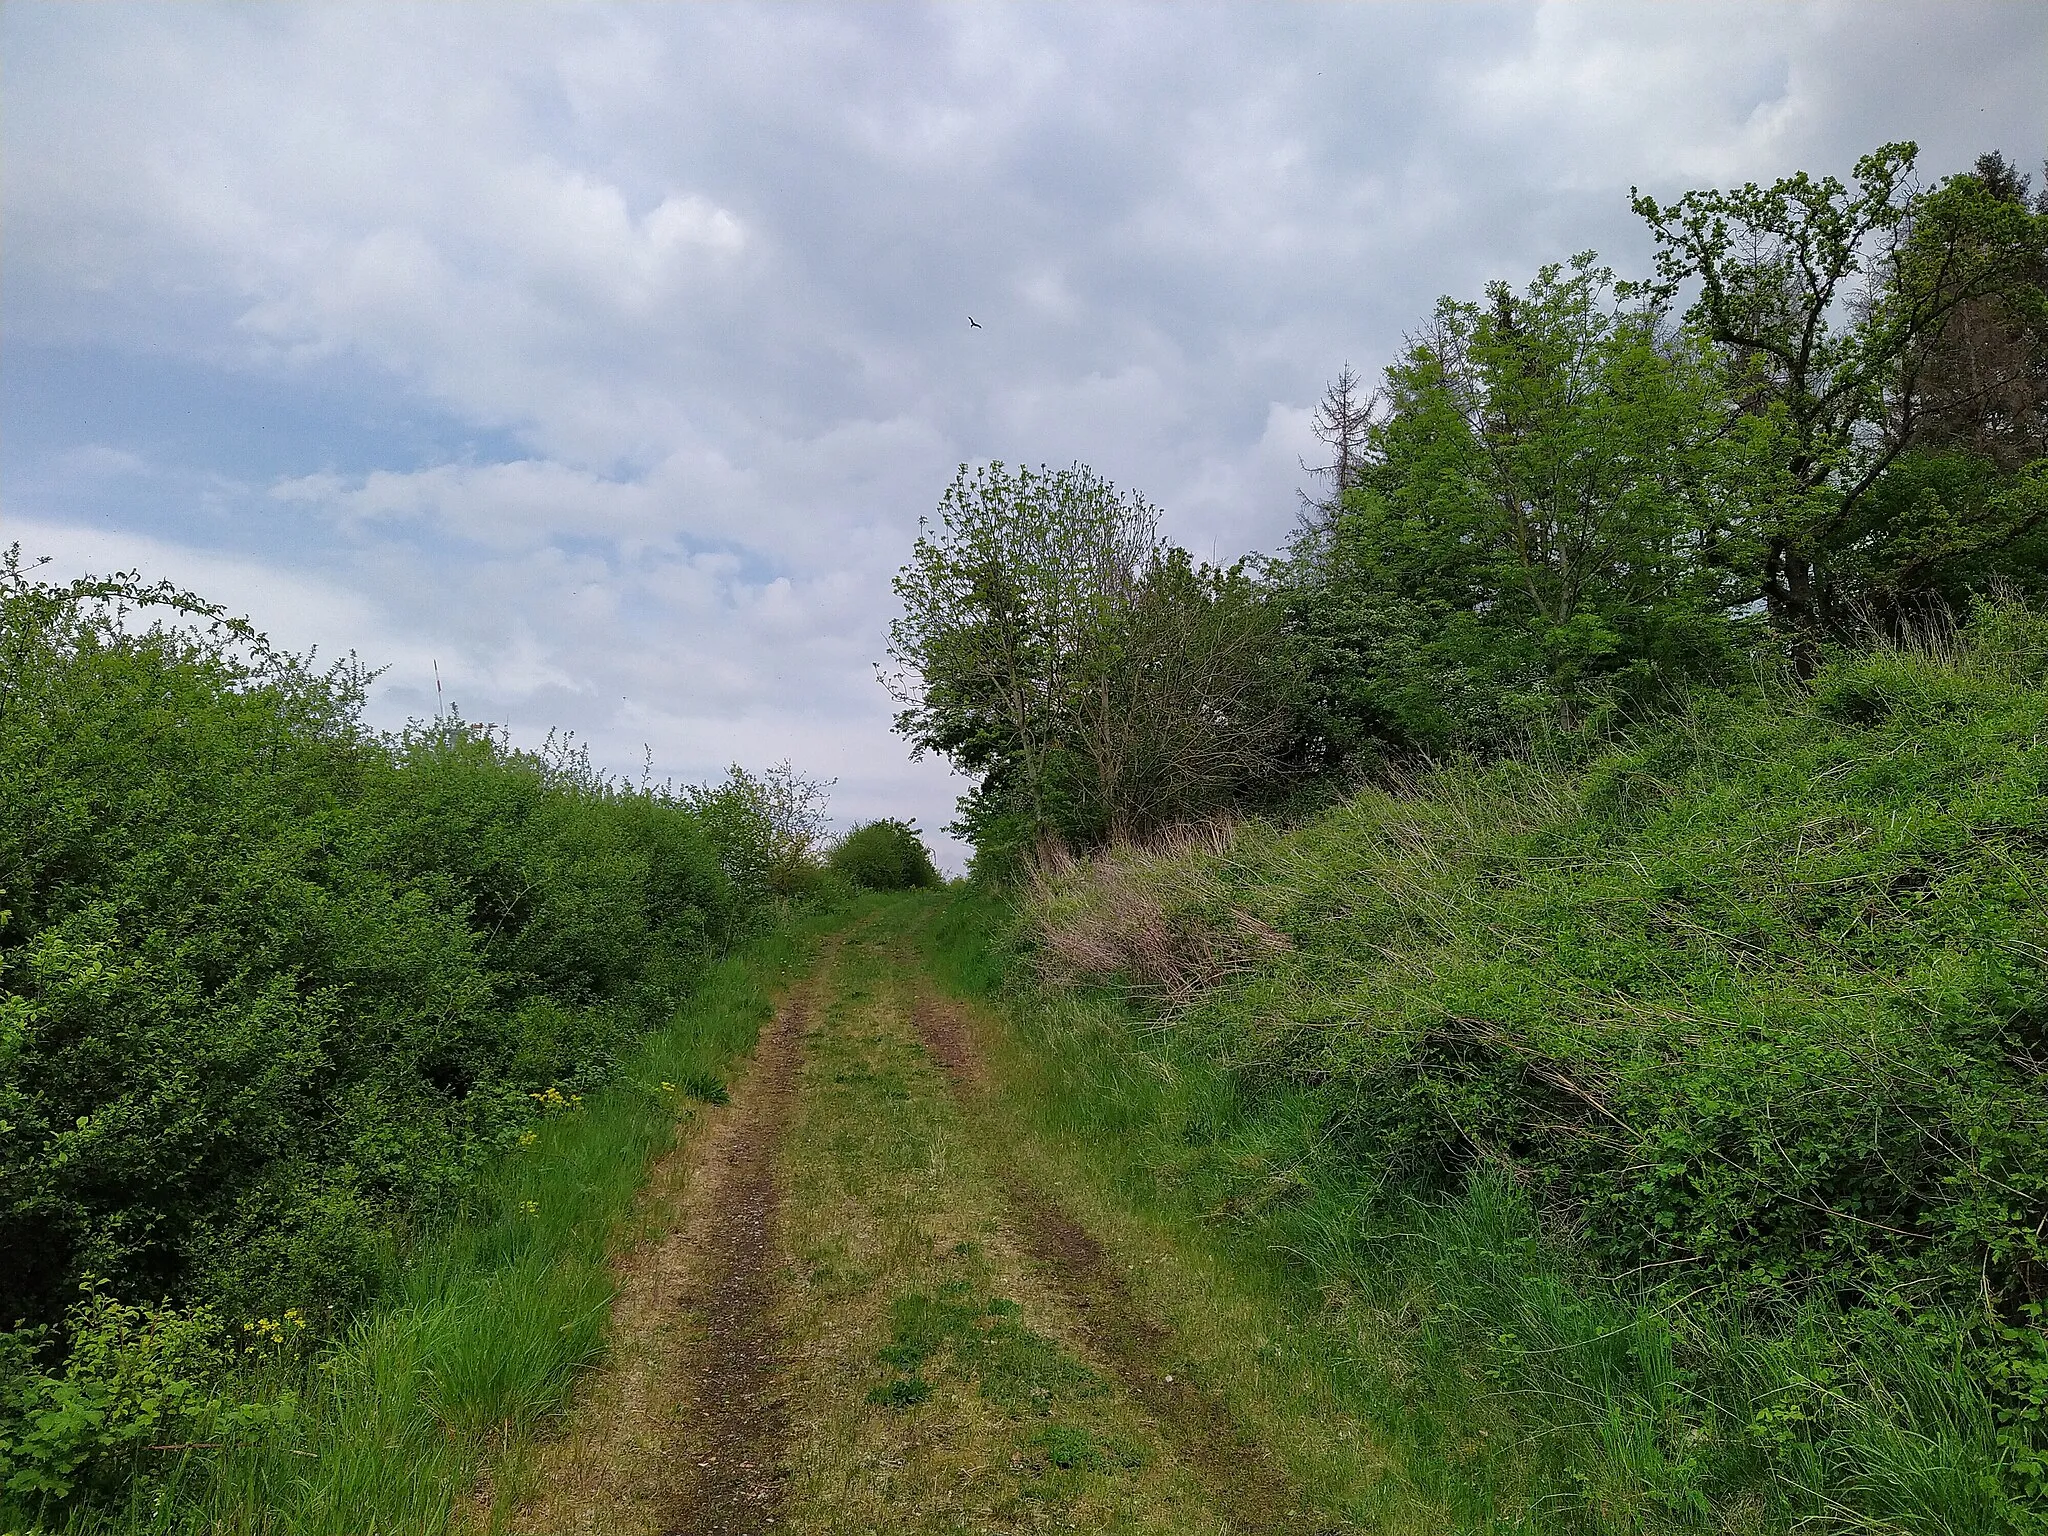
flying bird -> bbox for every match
[968,316,982,329]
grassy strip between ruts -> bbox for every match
[15,912,840,1536]
[914,888,2020,1535]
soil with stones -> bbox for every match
[910,993,1326,1536]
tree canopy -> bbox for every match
[888,141,2048,855]
[884,463,1294,871]
[1633,141,2048,638]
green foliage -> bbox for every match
[891,144,2046,868]
[1990,1304,2048,1501]
[1277,143,2046,767]
[1281,254,1763,760]
[1633,142,2048,632]
[0,911,829,1534]
[0,551,804,1509]
[684,760,837,906]
[885,462,1297,872]
[828,819,941,891]
[0,1288,290,1506]
[1024,598,2048,1520]
[1844,453,2048,615]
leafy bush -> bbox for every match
[0,920,826,1534]
[0,1287,288,1505]
[0,553,754,1342]
[685,761,836,908]
[829,819,942,890]
[1025,596,2048,1515]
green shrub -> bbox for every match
[829,819,942,891]
[0,553,752,1341]
[685,761,837,908]
[0,1287,289,1507]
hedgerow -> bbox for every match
[0,553,783,1511]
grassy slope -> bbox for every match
[22,914,834,1536]
[960,611,2048,1534]
[927,891,1643,1532]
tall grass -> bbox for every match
[937,600,2048,1530]
[929,901,2021,1531]
[21,916,832,1536]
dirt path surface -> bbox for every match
[496,974,815,1536]
[911,994,1326,1536]
[770,927,1236,1534]
[495,913,1339,1535]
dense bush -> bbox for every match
[0,556,754,1339]
[0,1287,289,1506]
[828,819,942,890]
[1026,598,2048,1511]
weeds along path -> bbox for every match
[492,943,831,1536]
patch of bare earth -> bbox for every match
[910,994,1326,1536]
[495,986,812,1536]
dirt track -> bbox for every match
[497,978,814,1536]
[660,987,807,1535]
[498,921,1333,1534]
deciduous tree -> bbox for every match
[1632,142,2048,637]
[884,463,1293,867]
[1283,255,1755,759]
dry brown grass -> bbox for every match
[1024,822,1290,1008]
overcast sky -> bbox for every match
[5,2,2042,868]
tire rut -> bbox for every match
[910,993,1328,1536]
[658,983,811,1536]
[493,970,816,1536]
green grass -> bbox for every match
[919,621,2046,1536]
[14,913,835,1536]
[922,897,1550,1531]
[869,1282,1105,1413]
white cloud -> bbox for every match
[5,515,418,675]
[6,0,2041,879]
[1458,2,1820,186]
